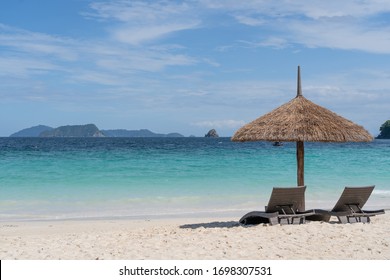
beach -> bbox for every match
[1,213,389,260]
[1,138,389,260]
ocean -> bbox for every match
[0,137,389,221]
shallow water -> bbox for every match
[0,137,389,221]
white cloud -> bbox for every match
[87,1,192,23]
[0,56,59,77]
[0,24,78,61]
[95,47,197,72]
[1,0,390,133]
[82,0,390,59]
[73,71,127,86]
[238,37,289,49]
[233,14,265,26]
[201,0,390,54]
[202,58,220,67]
[86,1,201,45]
[200,0,390,19]
[283,0,390,19]
[112,22,199,45]
[0,22,198,85]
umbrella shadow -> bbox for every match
[179,221,240,229]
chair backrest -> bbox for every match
[266,186,306,213]
[332,186,375,212]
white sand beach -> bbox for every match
[1,214,389,260]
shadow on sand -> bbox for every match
[179,221,240,229]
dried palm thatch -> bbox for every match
[232,94,373,143]
[231,66,373,210]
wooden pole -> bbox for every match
[296,66,305,210]
[296,141,305,186]
[296,140,305,211]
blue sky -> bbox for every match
[1,0,390,137]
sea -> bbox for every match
[0,137,389,222]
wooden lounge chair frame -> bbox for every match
[239,186,315,225]
[308,186,385,223]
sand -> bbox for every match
[1,214,389,260]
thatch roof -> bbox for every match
[232,68,373,143]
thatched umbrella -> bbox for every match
[232,66,373,210]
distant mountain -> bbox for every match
[10,125,53,137]
[165,133,185,137]
[376,120,390,139]
[205,129,219,138]
[10,125,185,138]
[102,129,184,137]
[40,124,105,137]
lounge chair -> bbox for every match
[239,186,315,225]
[307,186,385,223]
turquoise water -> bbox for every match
[0,138,389,221]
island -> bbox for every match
[376,120,390,139]
[9,125,54,137]
[39,124,104,137]
[205,129,219,138]
[102,129,184,138]
[10,124,185,138]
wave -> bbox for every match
[373,190,390,196]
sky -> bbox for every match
[1,0,390,137]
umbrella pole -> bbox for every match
[296,66,304,188]
[296,141,305,211]
[297,141,304,186]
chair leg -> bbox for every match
[340,215,371,224]
[338,216,348,224]
[278,217,305,225]
[360,216,370,223]
[269,217,279,225]
[292,217,305,224]
[347,216,358,223]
